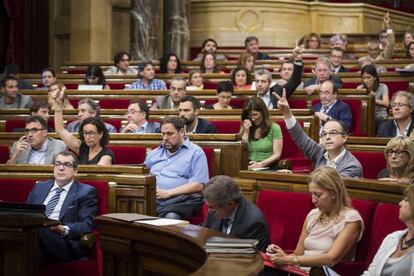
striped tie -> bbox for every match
[45,187,64,217]
[322,106,329,114]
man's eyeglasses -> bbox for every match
[386,149,409,157]
[207,205,222,214]
[80,131,97,137]
[24,128,45,134]
[54,161,75,169]
[125,110,141,116]
[391,102,409,108]
[320,130,345,138]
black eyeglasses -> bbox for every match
[207,205,222,214]
[54,161,75,169]
[24,128,45,134]
[80,131,97,137]
[320,130,345,138]
[386,149,409,157]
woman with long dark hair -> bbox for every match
[241,97,282,170]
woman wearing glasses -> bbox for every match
[378,136,414,183]
[362,184,414,275]
[264,166,364,275]
[51,90,114,165]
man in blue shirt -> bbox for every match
[144,116,209,219]
[128,61,166,90]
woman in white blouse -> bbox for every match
[265,166,364,274]
[362,184,414,276]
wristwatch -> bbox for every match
[292,256,300,267]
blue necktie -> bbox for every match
[322,106,329,114]
[45,187,64,217]
[222,218,230,234]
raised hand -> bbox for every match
[274,88,290,111]
[383,11,391,27]
[292,45,304,61]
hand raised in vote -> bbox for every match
[273,88,290,112]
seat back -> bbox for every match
[352,151,386,179]
[0,178,37,202]
[350,199,378,261]
[365,203,405,267]
[256,190,313,250]
[201,147,215,177]
[98,99,130,109]
[210,120,241,134]
[78,180,109,215]
[0,145,9,164]
[107,145,146,165]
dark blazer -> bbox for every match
[377,117,414,137]
[203,197,269,251]
[303,75,343,89]
[27,180,98,261]
[332,65,349,73]
[269,61,303,107]
[255,51,270,60]
[195,118,217,134]
[313,100,353,132]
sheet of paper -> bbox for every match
[103,213,157,222]
[135,218,189,226]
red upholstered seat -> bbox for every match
[334,199,378,276]
[65,84,79,90]
[0,145,9,164]
[203,82,218,89]
[288,99,308,109]
[201,147,214,178]
[0,178,37,202]
[40,179,109,276]
[210,120,241,134]
[108,145,146,165]
[204,98,246,109]
[188,202,208,226]
[364,203,405,268]
[98,99,130,109]
[276,120,312,172]
[102,119,122,132]
[108,83,128,90]
[352,151,386,179]
[256,190,313,250]
[312,98,365,136]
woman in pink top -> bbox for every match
[265,166,364,274]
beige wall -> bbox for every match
[189,0,414,48]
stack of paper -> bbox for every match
[204,236,258,254]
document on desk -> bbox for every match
[103,213,157,222]
[135,218,189,226]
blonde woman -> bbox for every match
[378,136,414,183]
[265,166,364,275]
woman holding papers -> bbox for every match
[265,166,364,275]
[241,97,283,170]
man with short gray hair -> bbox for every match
[255,68,276,109]
[203,175,269,251]
[377,91,414,137]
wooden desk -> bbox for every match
[236,170,406,204]
[94,215,263,276]
[0,211,57,276]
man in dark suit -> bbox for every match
[302,57,343,95]
[244,36,270,60]
[330,47,349,73]
[121,100,160,133]
[179,95,217,134]
[377,91,414,137]
[203,175,269,251]
[27,151,98,263]
[312,80,352,132]
[151,76,187,110]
